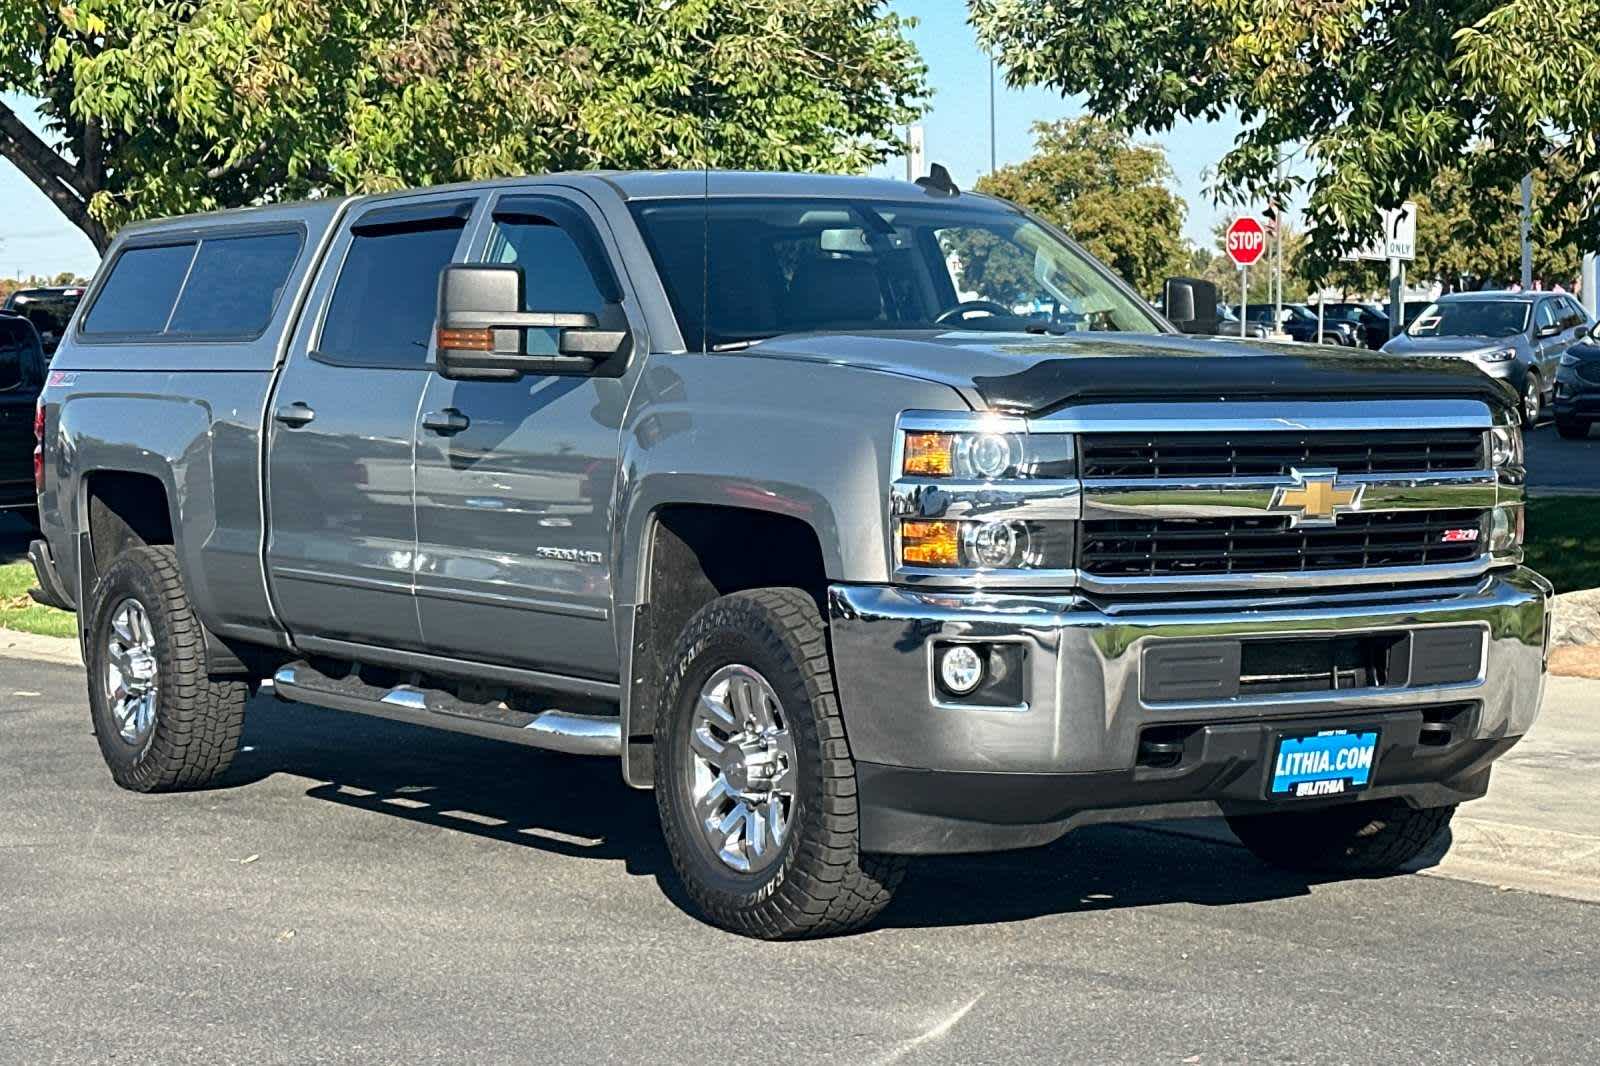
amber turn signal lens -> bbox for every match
[902,432,954,477]
[901,519,960,567]
[438,327,494,352]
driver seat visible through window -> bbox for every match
[782,255,885,330]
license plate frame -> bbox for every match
[1267,727,1381,800]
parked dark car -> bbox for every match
[2,285,85,356]
[0,312,46,525]
[1320,302,1391,350]
[1382,291,1590,427]
[1555,331,1600,439]
[1245,303,1359,346]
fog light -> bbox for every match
[938,645,985,696]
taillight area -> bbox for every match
[33,398,44,495]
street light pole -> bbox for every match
[1520,172,1534,290]
[989,57,996,175]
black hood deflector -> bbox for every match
[971,350,1518,416]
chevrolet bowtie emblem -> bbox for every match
[1268,469,1364,527]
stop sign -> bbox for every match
[1226,216,1267,267]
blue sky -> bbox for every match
[875,1,1255,245]
[1,2,1261,279]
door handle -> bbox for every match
[422,408,471,435]
[274,402,316,428]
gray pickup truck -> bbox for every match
[30,171,1550,939]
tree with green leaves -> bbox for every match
[970,0,1597,276]
[0,0,927,252]
[973,117,1188,294]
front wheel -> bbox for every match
[85,546,248,792]
[1521,372,1543,428]
[1226,800,1456,876]
[655,587,904,939]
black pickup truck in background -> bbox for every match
[3,286,84,357]
[0,312,46,526]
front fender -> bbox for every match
[615,353,969,606]
[611,352,968,787]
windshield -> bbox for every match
[1408,300,1529,339]
[628,197,1161,350]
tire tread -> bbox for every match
[656,587,904,939]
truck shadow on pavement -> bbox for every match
[229,694,1395,932]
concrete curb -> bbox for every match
[1416,819,1600,904]
[1144,815,1600,906]
[0,629,81,666]
[1552,588,1600,647]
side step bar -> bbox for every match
[272,662,621,757]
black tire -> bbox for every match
[655,587,904,939]
[1521,371,1543,428]
[85,545,248,792]
[1226,800,1456,876]
[1556,417,1592,440]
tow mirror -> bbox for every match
[1162,277,1219,335]
[435,264,631,381]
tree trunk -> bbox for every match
[0,99,109,253]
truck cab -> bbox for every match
[31,172,1550,939]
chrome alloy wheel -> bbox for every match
[687,664,798,874]
[1524,376,1542,425]
[104,598,158,747]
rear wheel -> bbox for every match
[1226,800,1456,876]
[1557,416,1592,440]
[85,546,248,792]
[655,587,904,939]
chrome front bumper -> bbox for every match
[829,568,1549,775]
[827,568,1550,852]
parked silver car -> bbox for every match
[1382,291,1590,427]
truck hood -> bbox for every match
[748,330,1517,415]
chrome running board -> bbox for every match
[271,662,621,757]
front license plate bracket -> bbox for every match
[1268,728,1381,800]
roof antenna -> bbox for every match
[915,163,959,197]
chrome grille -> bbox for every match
[1079,429,1486,480]
[1080,509,1489,578]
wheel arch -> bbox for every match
[620,501,832,788]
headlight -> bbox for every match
[900,429,1073,479]
[1489,505,1525,555]
[894,414,1078,578]
[1487,424,1523,469]
[1481,347,1516,363]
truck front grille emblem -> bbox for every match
[1268,469,1365,527]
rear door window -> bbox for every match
[317,218,469,368]
[82,243,196,335]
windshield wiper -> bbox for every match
[710,332,783,351]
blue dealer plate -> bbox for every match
[1269,729,1379,799]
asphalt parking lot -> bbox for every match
[4,657,1598,1065]
[1525,421,1600,493]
